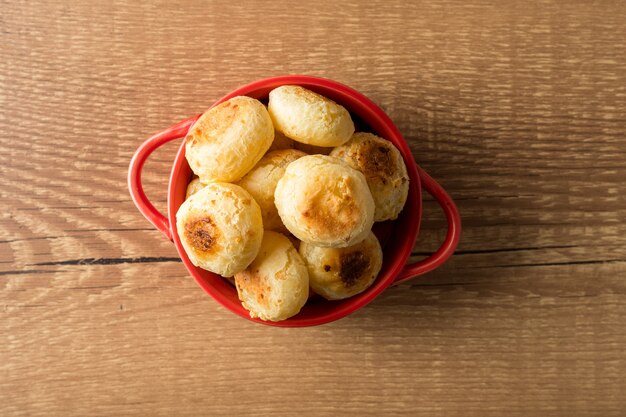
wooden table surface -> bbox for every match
[2,1,625,416]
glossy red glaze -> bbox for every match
[128,75,461,327]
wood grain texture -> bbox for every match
[1,0,625,416]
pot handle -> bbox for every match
[394,166,461,284]
[128,115,201,241]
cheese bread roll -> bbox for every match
[299,231,382,300]
[185,176,205,199]
[185,96,274,183]
[267,130,295,152]
[176,183,263,277]
[235,231,309,321]
[331,133,409,221]
[237,149,306,233]
[268,85,354,147]
[275,155,375,248]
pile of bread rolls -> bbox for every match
[176,86,409,321]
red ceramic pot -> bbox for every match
[128,75,461,327]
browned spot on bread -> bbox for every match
[299,176,359,239]
[355,141,395,177]
[187,100,240,145]
[184,127,202,146]
[205,103,237,133]
[292,85,325,104]
[323,265,331,272]
[235,269,269,307]
[301,197,357,239]
[185,217,219,253]
[339,251,370,287]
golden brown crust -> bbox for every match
[291,85,328,103]
[186,100,239,147]
[235,268,270,309]
[298,175,360,242]
[184,217,220,254]
[355,142,395,178]
[338,251,370,287]
[331,134,397,180]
